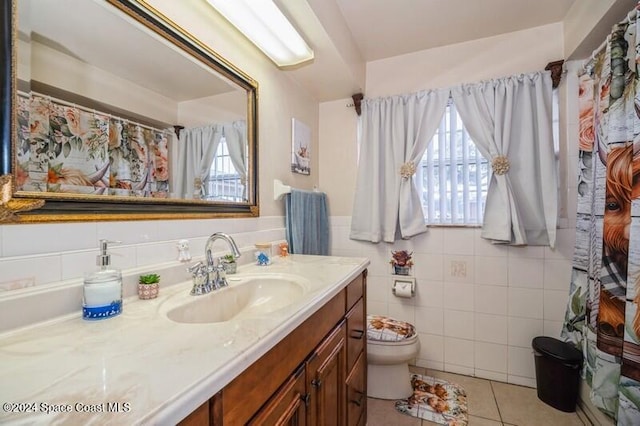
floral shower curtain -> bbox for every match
[562,4,640,424]
[16,94,169,197]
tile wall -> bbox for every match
[330,220,576,388]
[0,216,286,292]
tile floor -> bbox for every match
[367,367,587,426]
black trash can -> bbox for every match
[532,336,583,412]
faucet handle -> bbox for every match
[187,261,205,275]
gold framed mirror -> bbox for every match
[0,0,259,222]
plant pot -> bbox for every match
[223,261,237,274]
[138,283,159,299]
[393,265,411,276]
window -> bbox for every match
[205,137,244,202]
[418,103,491,225]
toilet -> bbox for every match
[366,315,420,400]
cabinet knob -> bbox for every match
[350,390,364,406]
[301,394,311,406]
[311,379,322,388]
[350,329,364,340]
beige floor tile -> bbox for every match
[468,415,503,425]
[426,369,501,421]
[367,397,421,426]
[491,381,584,426]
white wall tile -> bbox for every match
[0,254,62,287]
[414,280,444,308]
[543,259,572,290]
[3,223,97,256]
[508,288,544,319]
[412,254,443,281]
[508,317,544,348]
[474,313,508,344]
[388,303,414,324]
[444,282,474,311]
[366,275,390,303]
[443,229,475,255]
[507,375,537,388]
[444,364,475,376]
[419,333,444,363]
[444,310,474,340]
[417,227,444,254]
[508,257,544,288]
[444,337,475,367]
[474,256,508,286]
[366,300,387,317]
[509,245,544,259]
[508,346,536,378]
[474,230,510,257]
[475,285,508,315]
[475,369,507,382]
[475,342,508,373]
[544,320,564,338]
[415,307,444,335]
[544,289,569,321]
[97,221,159,245]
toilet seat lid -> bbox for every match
[367,315,416,342]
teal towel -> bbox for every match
[285,189,329,255]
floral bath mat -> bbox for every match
[395,374,468,426]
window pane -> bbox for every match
[420,104,490,225]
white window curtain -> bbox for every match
[451,71,557,247]
[175,124,223,199]
[224,120,248,198]
[350,89,450,242]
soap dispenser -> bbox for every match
[83,240,123,320]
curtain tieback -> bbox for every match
[400,161,416,180]
[491,155,510,175]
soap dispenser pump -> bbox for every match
[83,239,123,320]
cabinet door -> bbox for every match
[346,297,365,372]
[177,401,209,426]
[346,352,366,426]
[249,365,307,426]
[306,322,347,426]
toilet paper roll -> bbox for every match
[393,278,415,298]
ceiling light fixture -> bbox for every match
[205,0,314,68]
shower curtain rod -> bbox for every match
[18,89,170,134]
[588,7,637,62]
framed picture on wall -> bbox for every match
[291,118,311,175]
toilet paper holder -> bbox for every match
[392,277,415,297]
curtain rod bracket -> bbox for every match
[545,60,565,88]
[352,93,363,116]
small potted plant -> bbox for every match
[390,250,413,275]
[220,254,237,274]
[138,273,160,299]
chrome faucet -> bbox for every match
[188,232,241,295]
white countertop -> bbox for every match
[0,255,369,425]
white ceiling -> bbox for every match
[279,0,579,101]
[334,0,577,62]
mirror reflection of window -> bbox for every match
[206,137,245,202]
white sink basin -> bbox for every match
[167,274,308,324]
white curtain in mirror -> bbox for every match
[176,124,223,199]
[225,121,248,198]
[451,71,557,247]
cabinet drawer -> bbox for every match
[346,273,364,310]
[346,297,365,371]
[346,352,366,426]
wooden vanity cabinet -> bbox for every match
[187,270,367,426]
